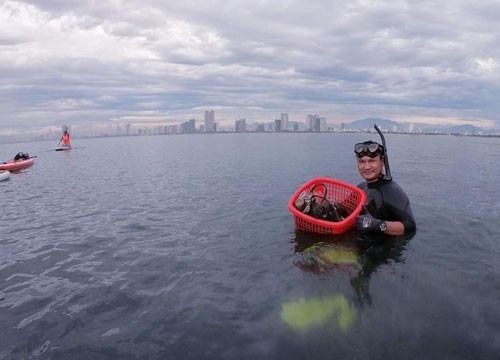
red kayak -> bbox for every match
[0,157,35,171]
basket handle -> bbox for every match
[309,183,328,199]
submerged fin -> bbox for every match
[280,294,357,332]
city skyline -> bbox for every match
[1,1,500,138]
[3,109,494,144]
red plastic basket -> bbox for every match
[288,177,367,234]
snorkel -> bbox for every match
[374,124,392,181]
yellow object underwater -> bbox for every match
[280,294,357,332]
[304,245,358,266]
[298,244,359,271]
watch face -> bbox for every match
[379,222,387,232]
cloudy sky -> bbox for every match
[1,0,500,135]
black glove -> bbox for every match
[356,207,386,233]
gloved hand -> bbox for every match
[356,207,385,233]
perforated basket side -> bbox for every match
[288,177,366,235]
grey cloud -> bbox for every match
[1,0,500,135]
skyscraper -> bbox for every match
[204,110,215,133]
[235,118,246,133]
[280,113,289,132]
[304,114,327,132]
[306,114,316,131]
[188,118,196,133]
[274,119,282,132]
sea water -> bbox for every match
[1,133,499,359]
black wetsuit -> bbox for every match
[358,178,416,234]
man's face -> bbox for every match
[357,155,384,183]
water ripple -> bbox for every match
[1,135,499,359]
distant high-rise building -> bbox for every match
[166,124,179,134]
[204,110,215,132]
[319,117,327,132]
[314,117,321,132]
[256,124,265,132]
[274,119,282,132]
[180,118,196,134]
[306,114,325,132]
[245,123,255,132]
[126,123,131,136]
[306,114,317,131]
[189,118,196,133]
[235,118,246,133]
[280,113,289,132]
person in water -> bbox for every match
[14,152,30,161]
[60,130,71,147]
[354,140,416,236]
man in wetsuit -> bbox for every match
[354,141,416,236]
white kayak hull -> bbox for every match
[0,170,10,182]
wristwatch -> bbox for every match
[379,221,387,232]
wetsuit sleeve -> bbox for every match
[359,180,416,234]
[383,182,416,233]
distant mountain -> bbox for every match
[345,118,491,134]
[435,124,481,134]
[346,118,400,130]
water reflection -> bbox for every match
[293,230,415,306]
